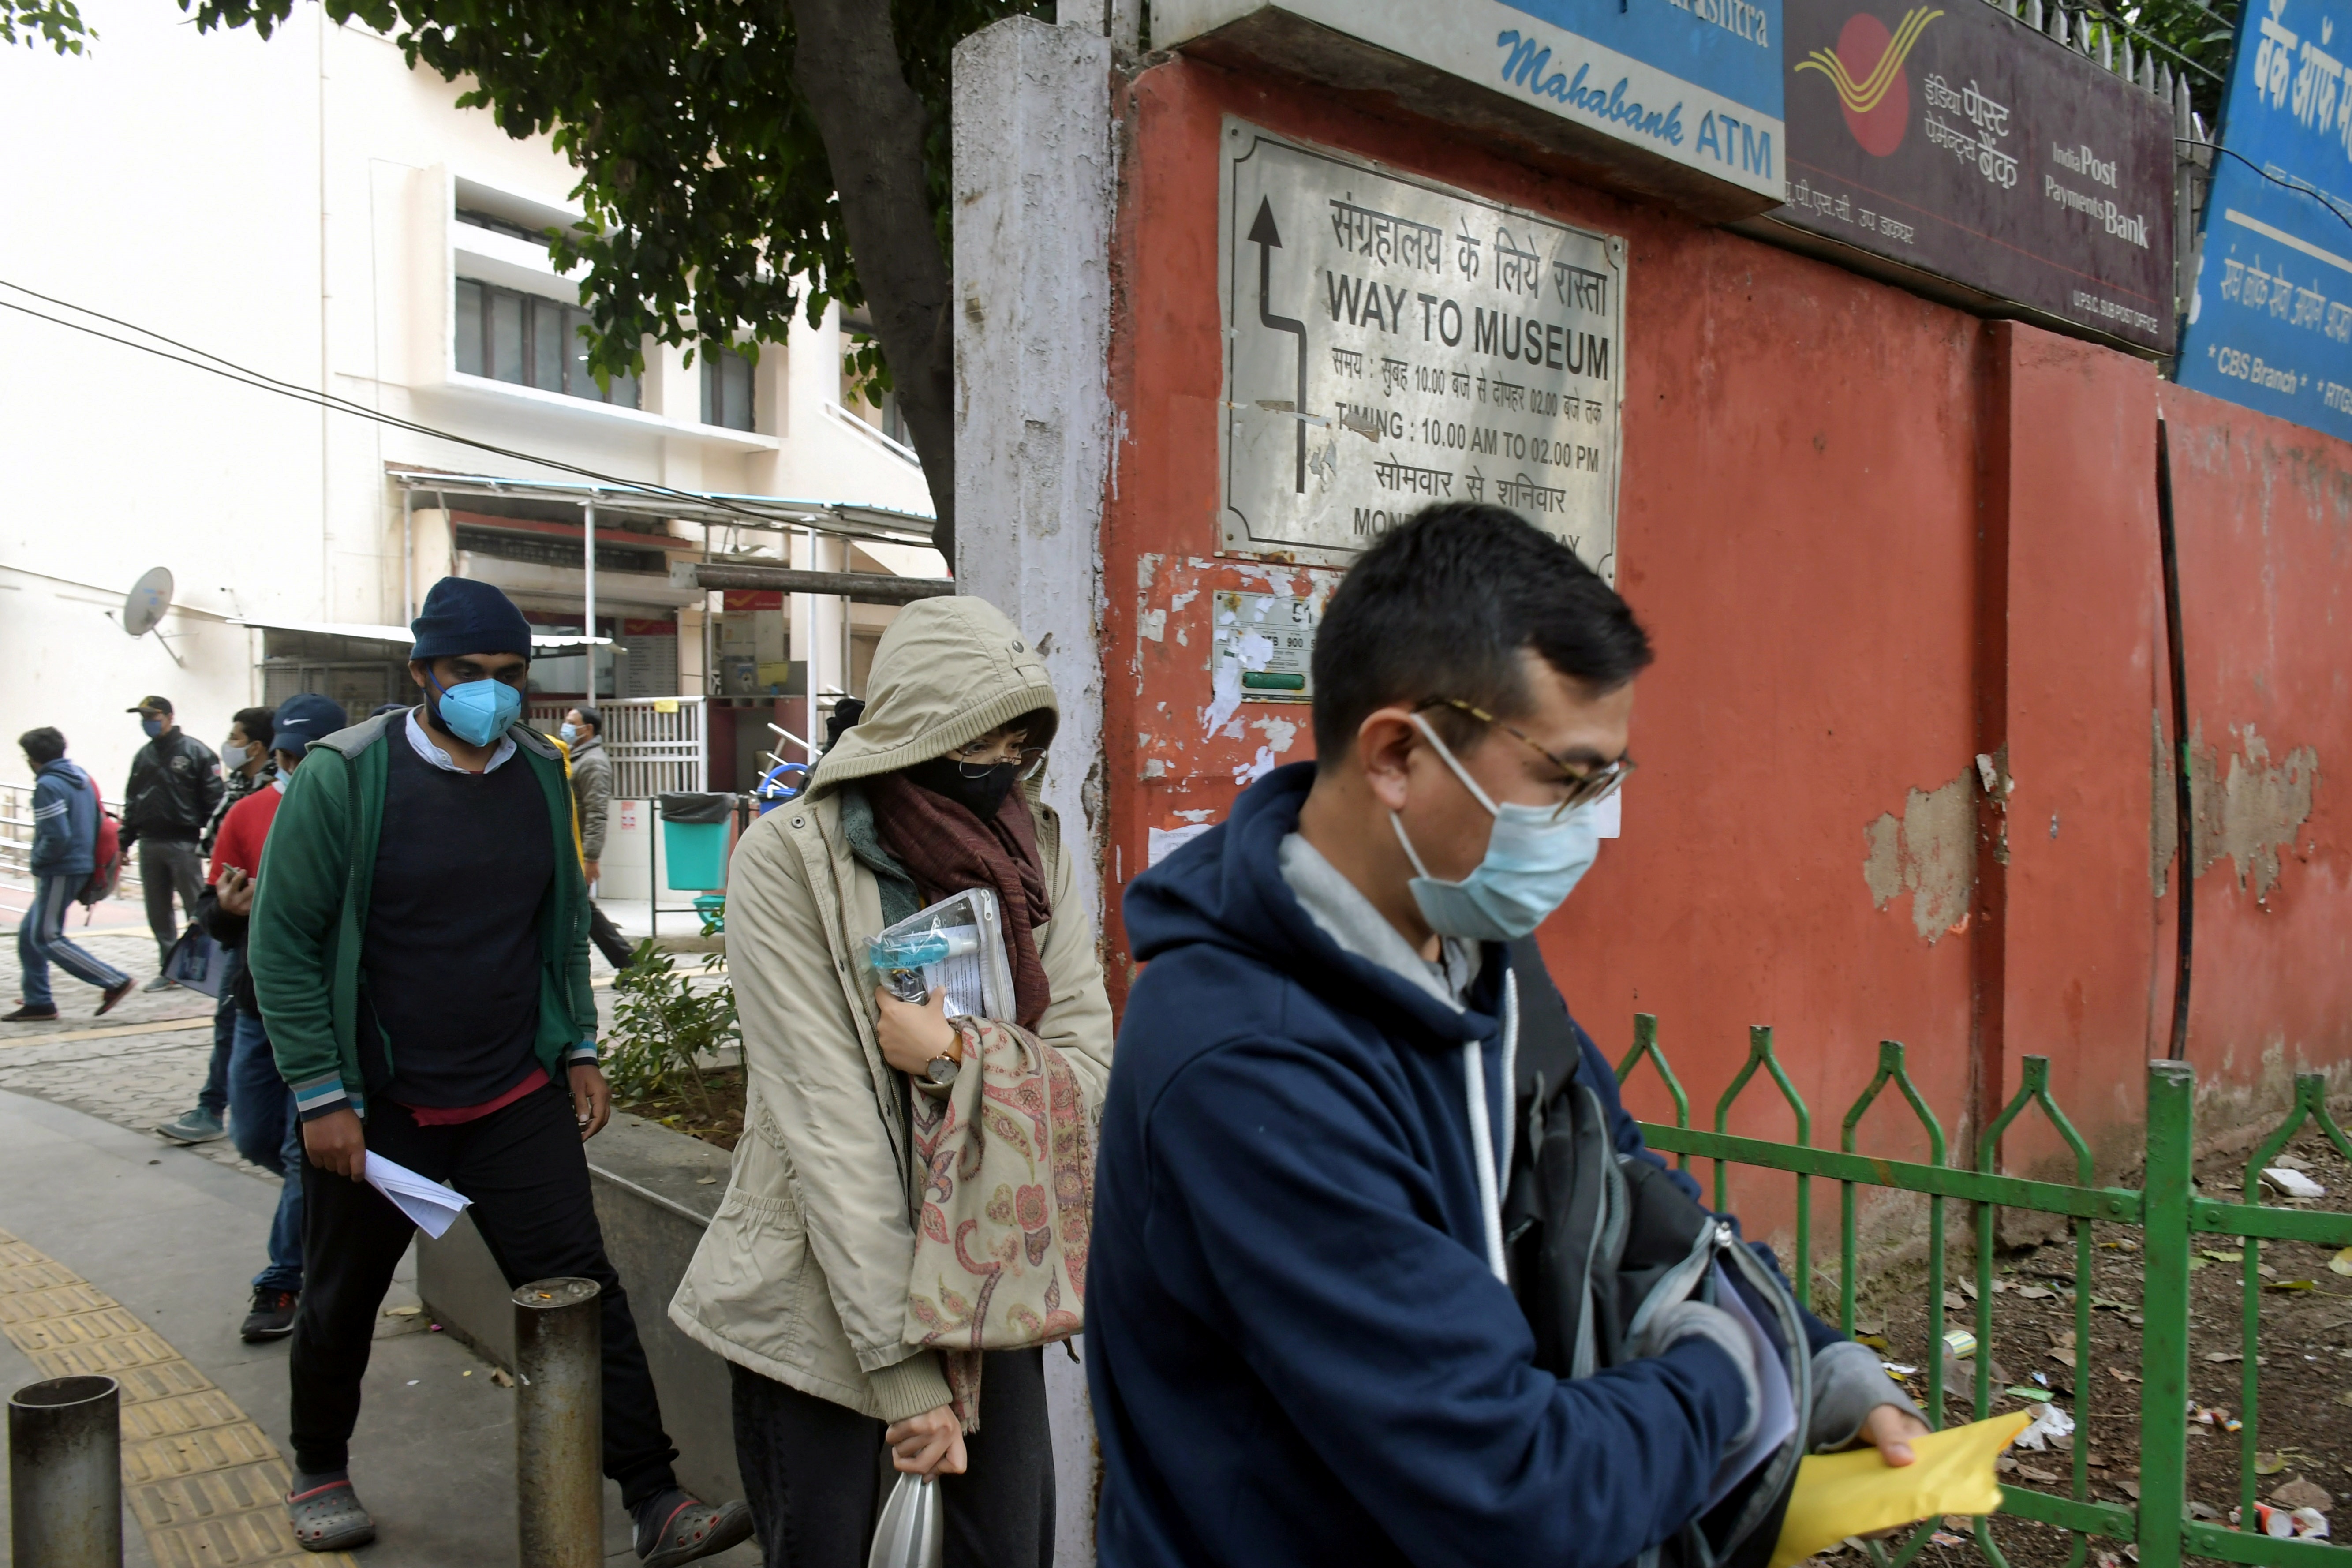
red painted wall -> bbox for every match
[2154,385,2352,1114]
[1098,53,2350,1239]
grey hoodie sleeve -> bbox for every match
[1807,1339,1922,1451]
[573,752,612,863]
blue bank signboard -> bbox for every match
[1155,0,1788,202]
[2176,0,2352,439]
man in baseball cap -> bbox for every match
[122,695,222,989]
[201,692,347,1342]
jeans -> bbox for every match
[288,1084,680,1506]
[199,948,244,1120]
[228,1010,303,1295]
[729,1350,1053,1568]
[138,838,206,967]
[17,873,130,1008]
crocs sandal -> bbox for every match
[636,1493,754,1568]
[286,1477,377,1552]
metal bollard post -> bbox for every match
[10,1375,123,1568]
[514,1276,602,1568]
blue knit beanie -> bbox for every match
[410,576,534,662]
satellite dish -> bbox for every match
[123,568,174,639]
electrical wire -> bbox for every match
[2177,139,2352,240]
[0,277,919,535]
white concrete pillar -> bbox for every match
[951,18,1115,1567]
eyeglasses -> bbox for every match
[946,735,1047,780]
[1414,697,1633,820]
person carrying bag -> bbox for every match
[671,596,1113,1568]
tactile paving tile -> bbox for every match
[0,1280,113,1321]
[0,1227,356,1568]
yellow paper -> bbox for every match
[1769,1411,2033,1568]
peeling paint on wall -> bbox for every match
[1862,765,1980,943]
[2150,717,2320,901]
[2194,723,2319,899]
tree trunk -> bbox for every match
[785,0,959,566]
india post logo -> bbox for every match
[1795,7,1942,155]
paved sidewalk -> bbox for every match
[0,930,759,1566]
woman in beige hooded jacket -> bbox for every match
[670,596,1112,1567]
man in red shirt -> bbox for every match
[205,694,345,1341]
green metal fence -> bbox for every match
[1614,1015,2352,1568]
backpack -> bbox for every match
[79,777,124,909]
[1502,939,1810,1568]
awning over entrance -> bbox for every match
[229,616,613,650]
[385,467,938,549]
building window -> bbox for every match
[456,207,545,244]
[454,277,640,409]
[702,343,755,431]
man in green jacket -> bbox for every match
[247,577,749,1565]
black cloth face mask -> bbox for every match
[904,755,1021,819]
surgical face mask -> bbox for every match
[221,742,251,771]
[1390,714,1603,942]
[904,754,1022,820]
[558,722,579,743]
[426,671,523,748]
[271,773,289,795]
[140,717,165,739]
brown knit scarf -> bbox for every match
[864,771,1053,1029]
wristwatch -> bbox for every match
[918,1031,965,1095]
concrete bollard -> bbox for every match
[514,1276,603,1568]
[9,1375,123,1568]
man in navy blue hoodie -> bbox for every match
[11,728,132,1020]
[1088,505,1925,1568]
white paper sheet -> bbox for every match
[363,1152,472,1239]
[1704,1262,1798,1511]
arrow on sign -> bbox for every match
[1249,196,1309,494]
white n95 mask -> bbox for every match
[1390,714,1602,942]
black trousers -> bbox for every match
[288,1083,681,1507]
[729,1351,1053,1568]
[588,902,636,969]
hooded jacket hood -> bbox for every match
[1124,761,1497,1055]
[810,595,1058,796]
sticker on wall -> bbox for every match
[1218,119,1627,582]
[1209,591,1317,704]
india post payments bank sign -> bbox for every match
[1155,0,1788,204]
[2176,0,2352,442]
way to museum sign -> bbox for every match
[2175,0,2352,442]
[1217,120,1627,581]
[1159,0,1787,212]
[1755,0,2175,352]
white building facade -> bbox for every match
[0,0,939,835]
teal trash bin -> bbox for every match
[657,793,733,891]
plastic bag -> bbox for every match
[1769,1411,2032,1568]
[868,888,1014,1020]
[867,1473,941,1568]
[164,922,228,997]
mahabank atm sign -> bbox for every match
[1156,0,1788,202]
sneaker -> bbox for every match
[155,1109,226,1145]
[98,979,134,1017]
[242,1288,299,1342]
[633,1489,754,1568]
[3,1003,60,1022]
[141,973,177,993]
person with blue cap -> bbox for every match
[199,692,345,1342]
[247,577,749,1562]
